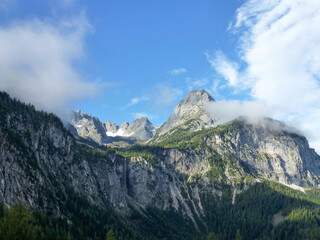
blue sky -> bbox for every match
[75,1,245,125]
[0,0,245,125]
[1,0,320,152]
[79,1,246,125]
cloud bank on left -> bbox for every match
[0,10,102,120]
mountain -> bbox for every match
[125,117,156,141]
[151,89,216,142]
[1,90,320,240]
[70,110,156,145]
[70,110,110,143]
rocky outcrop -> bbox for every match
[70,111,156,144]
[105,120,117,133]
[202,118,320,187]
[152,89,216,141]
[70,110,110,144]
[127,117,156,142]
[0,101,128,213]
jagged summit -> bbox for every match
[70,110,109,144]
[69,111,156,144]
[178,88,215,106]
[127,117,155,141]
[155,89,216,137]
[105,117,154,141]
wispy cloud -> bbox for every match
[131,112,154,120]
[208,0,320,152]
[153,84,183,112]
[206,52,242,87]
[168,68,187,75]
[126,96,149,107]
[0,15,105,119]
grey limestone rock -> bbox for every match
[70,112,156,144]
[155,89,216,139]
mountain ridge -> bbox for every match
[1,90,320,239]
[70,110,156,145]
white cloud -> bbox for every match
[206,52,241,87]
[209,0,320,152]
[127,96,149,107]
[0,16,104,119]
[168,68,187,75]
[206,100,270,125]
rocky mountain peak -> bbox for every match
[119,121,130,131]
[154,89,216,138]
[70,111,156,144]
[131,117,150,125]
[70,110,108,144]
[178,88,215,107]
[105,120,117,132]
[127,117,155,141]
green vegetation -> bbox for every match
[128,206,200,239]
[3,181,320,240]
[235,229,242,240]
[106,230,116,240]
[206,151,245,183]
[115,145,164,166]
[0,204,40,240]
[0,92,67,134]
[150,120,243,149]
[203,181,320,240]
[207,232,217,240]
[0,191,143,240]
[106,141,131,148]
[2,91,320,239]
[73,141,114,164]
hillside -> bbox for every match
[1,91,320,239]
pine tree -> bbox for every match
[207,232,217,240]
[0,204,39,240]
[106,229,116,240]
[236,229,242,240]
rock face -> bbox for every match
[0,95,128,213]
[127,117,156,142]
[154,89,216,140]
[202,118,320,187]
[70,110,110,144]
[105,120,117,133]
[1,90,320,237]
[70,111,156,144]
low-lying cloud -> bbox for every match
[208,0,320,152]
[206,100,270,125]
[0,16,102,119]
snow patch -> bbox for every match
[106,129,135,137]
